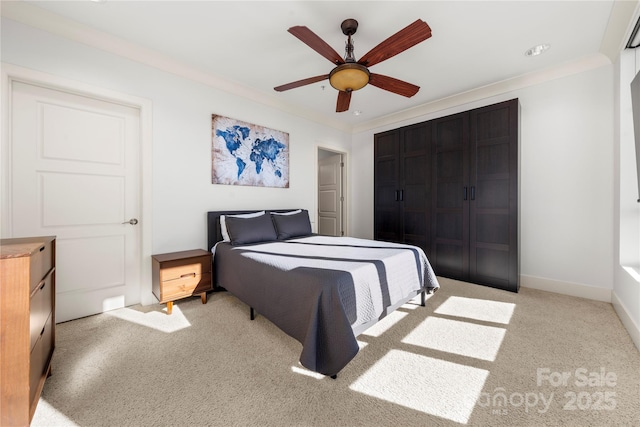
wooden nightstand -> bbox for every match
[152,249,212,314]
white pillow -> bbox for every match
[270,209,302,216]
[220,211,265,242]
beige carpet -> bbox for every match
[32,278,640,426]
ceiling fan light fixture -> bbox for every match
[275,18,431,112]
[329,63,370,92]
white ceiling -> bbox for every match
[7,1,639,130]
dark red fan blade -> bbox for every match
[336,90,352,112]
[369,73,420,97]
[274,74,328,92]
[288,26,345,65]
[358,20,432,68]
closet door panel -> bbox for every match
[403,211,428,252]
[476,180,509,209]
[436,182,464,209]
[469,99,519,291]
[476,139,510,175]
[475,247,510,284]
[432,113,469,280]
[400,123,431,255]
[434,243,464,276]
[375,132,398,157]
[374,131,401,243]
[476,213,510,245]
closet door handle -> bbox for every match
[399,190,404,201]
[394,190,399,201]
[464,187,468,201]
[470,186,476,201]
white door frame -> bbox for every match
[1,63,155,306]
[316,145,348,237]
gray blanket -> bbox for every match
[214,236,439,376]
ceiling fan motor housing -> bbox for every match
[341,19,359,36]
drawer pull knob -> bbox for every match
[38,280,46,291]
[39,246,45,252]
[180,273,196,279]
[40,325,45,336]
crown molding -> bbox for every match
[600,0,640,62]
[353,52,612,134]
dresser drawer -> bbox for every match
[30,269,54,351]
[161,272,211,301]
[29,240,54,294]
[29,313,53,406]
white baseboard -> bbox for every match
[520,274,612,302]
[611,291,640,352]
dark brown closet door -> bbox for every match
[469,99,519,291]
[376,99,519,292]
[374,130,402,244]
[400,123,431,256]
[431,112,470,281]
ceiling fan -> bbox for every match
[274,18,432,113]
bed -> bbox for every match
[207,209,439,377]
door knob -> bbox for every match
[122,218,138,225]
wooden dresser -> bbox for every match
[1,236,56,426]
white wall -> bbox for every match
[3,14,636,345]
[0,17,352,255]
[352,65,615,298]
[613,48,640,350]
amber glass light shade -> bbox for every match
[329,63,370,92]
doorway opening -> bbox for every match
[317,147,347,236]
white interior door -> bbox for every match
[318,153,343,236]
[11,81,141,322]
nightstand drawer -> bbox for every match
[161,272,211,301]
[159,258,210,282]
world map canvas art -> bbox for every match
[212,115,289,188]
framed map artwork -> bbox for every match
[211,115,289,188]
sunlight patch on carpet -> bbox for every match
[33,400,80,426]
[105,305,191,333]
[350,349,488,423]
[357,340,369,349]
[360,310,408,337]
[402,317,506,361]
[434,296,515,324]
[291,366,326,379]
